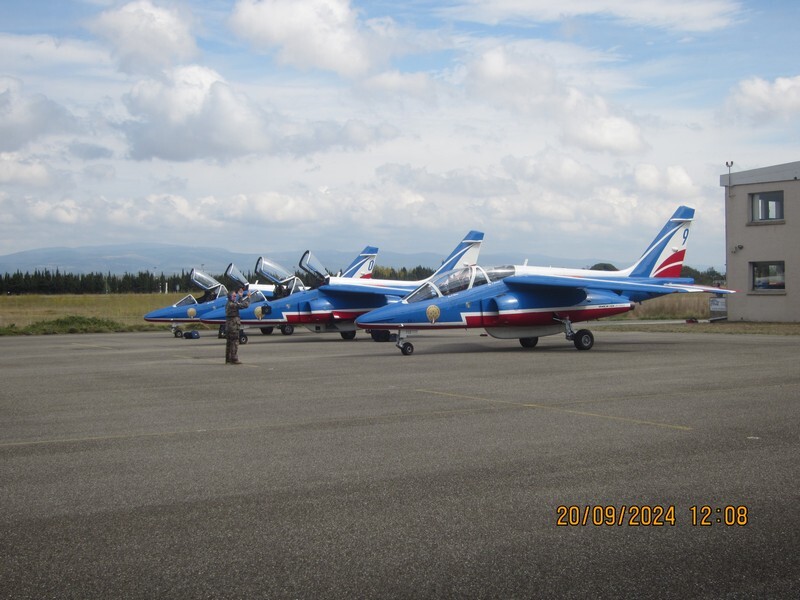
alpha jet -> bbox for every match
[143,268,236,338]
[201,231,484,340]
[355,206,734,354]
[145,247,377,340]
[200,244,386,339]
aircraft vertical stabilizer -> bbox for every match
[341,246,379,279]
[623,206,694,278]
[432,231,484,276]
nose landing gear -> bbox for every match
[395,330,414,355]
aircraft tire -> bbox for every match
[280,325,294,336]
[400,342,414,356]
[519,337,539,348]
[239,331,248,344]
[260,327,274,335]
[174,329,183,338]
[371,330,391,342]
[218,325,226,339]
[573,329,594,351]
[340,331,356,340]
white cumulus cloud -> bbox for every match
[229,0,373,77]
[0,77,78,151]
[0,153,55,187]
[123,66,273,160]
[462,46,645,154]
[634,164,699,198]
[561,90,646,154]
[726,75,800,122]
[91,0,197,75]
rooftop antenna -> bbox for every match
[725,161,734,200]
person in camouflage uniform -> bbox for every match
[225,286,250,364]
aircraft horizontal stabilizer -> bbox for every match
[505,274,733,296]
[662,283,736,294]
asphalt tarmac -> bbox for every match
[1,328,798,599]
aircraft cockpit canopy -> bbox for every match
[225,263,249,287]
[255,257,307,296]
[281,277,305,295]
[190,268,225,291]
[299,251,329,283]
[173,282,225,307]
[174,294,198,307]
[255,257,295,285]
[406,265,515,304]
[249,290,268,303]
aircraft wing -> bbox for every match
[318,282,413,297]
[505,274,735,295]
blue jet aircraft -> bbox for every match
[355,206,734,354]
[143,268,234,338]
[217,248,377,338]
[200,231,484,340]
[144,247,377,339]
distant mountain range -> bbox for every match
[0,242,604,276]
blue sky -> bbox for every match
[1,0,799,270]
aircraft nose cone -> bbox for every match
[144,307,179,321]
[355,304,399,327]
[354,313,373,326]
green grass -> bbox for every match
[0,316,136,335]
[1,293,798,336]
[0,294,213,336]
[597,321,800,335]
[0,293,186,327]
[612,293,715,320]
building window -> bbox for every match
[750,191,784,222]
[751,261,785,291]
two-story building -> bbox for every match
[720,161,800,322]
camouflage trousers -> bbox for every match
[226,328,240,363]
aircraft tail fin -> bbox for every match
[620,206,694,278]
[341,246,379,279]
[431,231,485,277]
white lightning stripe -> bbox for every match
[366,303,632,328]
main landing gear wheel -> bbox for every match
[573,329,594,351]
[519,337,539,349]
[340,331,356,340]
[280,324,294,336]
[370,330,392,342]
[218,325,226,339]
[173,328,183,338]
[260,327,274,335]
[555,316,594,351]
[239,331,249,344]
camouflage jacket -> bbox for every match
[225,295,251,331]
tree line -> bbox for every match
[1,265,438,295]
[1,269,197,295]
[1,264,724,295]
